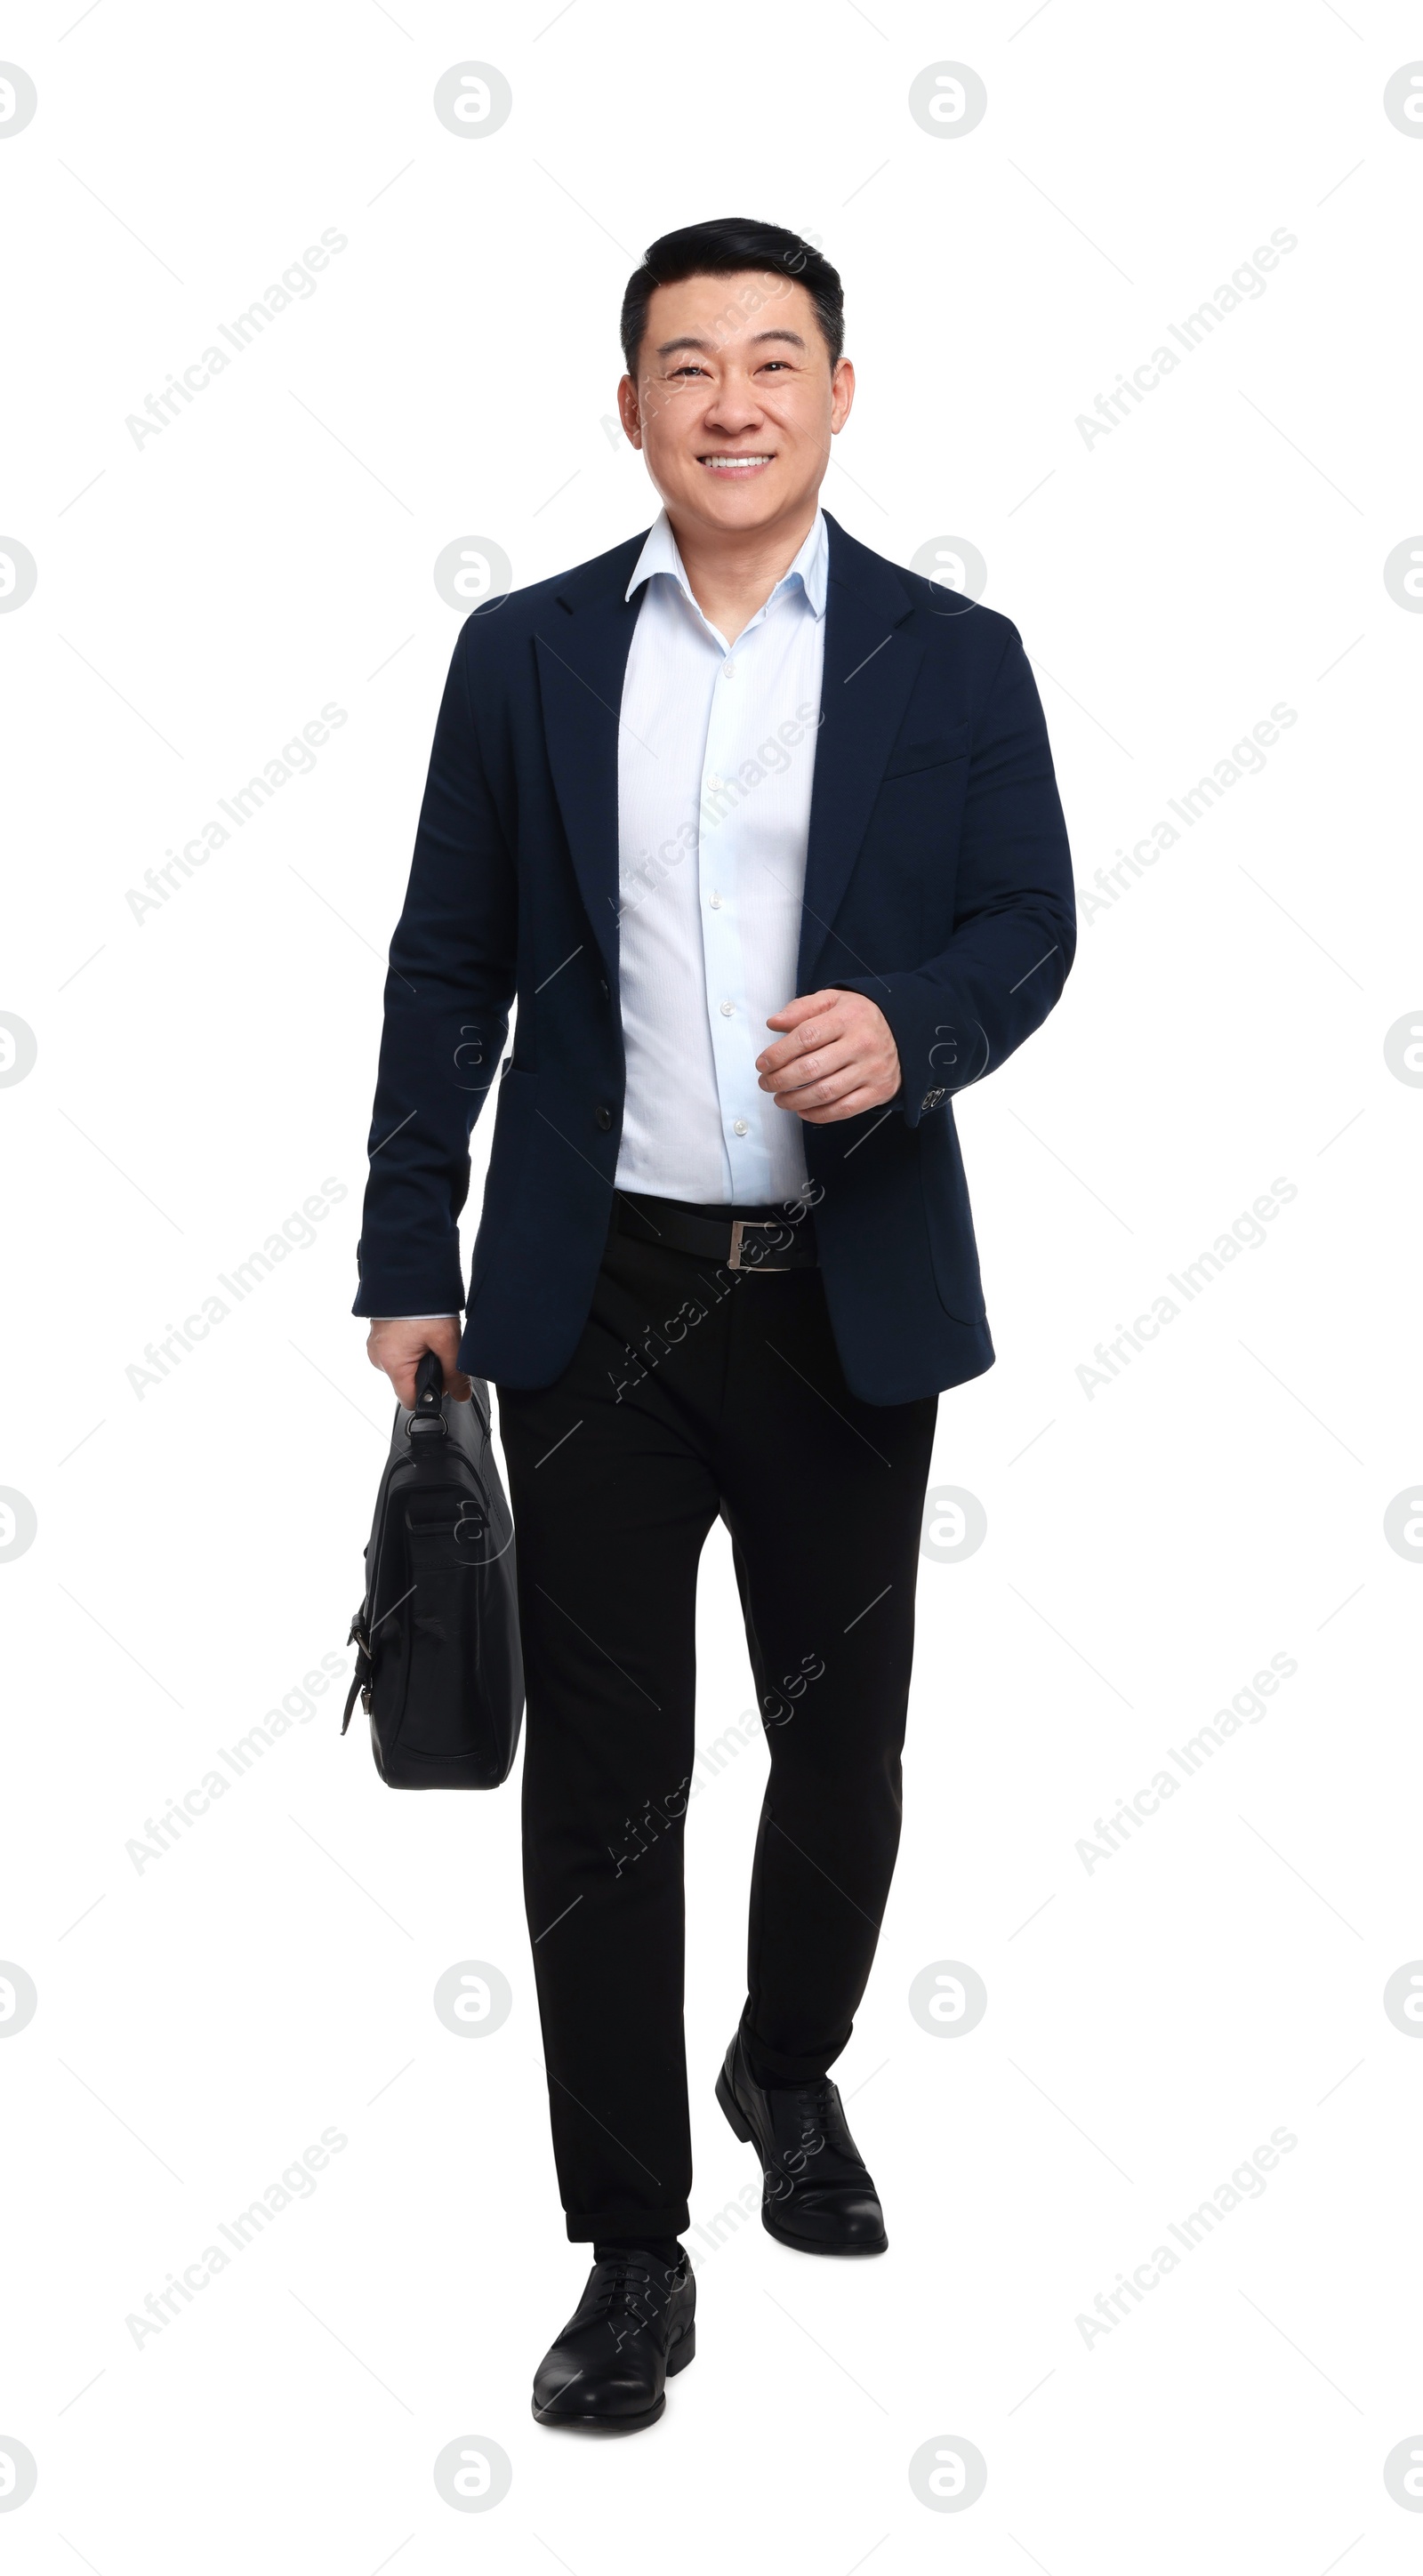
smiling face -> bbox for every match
[617,269,854,547]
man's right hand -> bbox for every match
[366,1317,470,1410]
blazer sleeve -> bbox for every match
[834,622,1076,1127]
[351,622,518,1318]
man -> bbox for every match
[355,216,1073,2431]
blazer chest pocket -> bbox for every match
[880,722,971,782]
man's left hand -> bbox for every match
[756,988,901,1124]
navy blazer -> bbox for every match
[352,514,1074,1405]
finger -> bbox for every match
[369,1349,413,1400]
[759,1037,859,1095]
[771,1060,868,1113]
[756,1010,848,1075]
[797,1085,884,1123]
[763,987,841,1034]
[765,1068,848,1102]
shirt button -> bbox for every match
[709,892,722,909]
[733,1119,749,1137]
[720,660,736,681]
[706,774,724,792]
[719,999,734,1016]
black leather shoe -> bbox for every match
[717,2023,888,2254]
[531,2247,695,2431]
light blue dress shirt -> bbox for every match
[614,506,828,1206]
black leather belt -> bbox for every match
[615,1192,819,1272]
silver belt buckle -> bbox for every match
[728,1219,791,1273]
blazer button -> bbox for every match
[595,1104,613,1131]
[599,978,610,1002]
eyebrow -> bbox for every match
[654,329,808,356]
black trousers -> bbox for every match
[496,1204,938,2243]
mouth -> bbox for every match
[698,453,774,476]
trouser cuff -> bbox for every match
[566,2203,691,2243]
[742,2005,848,2084]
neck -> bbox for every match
[665,499,820,644]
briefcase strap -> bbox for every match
[342,1609,373,1735]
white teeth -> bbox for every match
[704,455,770,468]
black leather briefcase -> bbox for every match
[342,1353,524,1789]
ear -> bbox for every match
[616,373,643,451]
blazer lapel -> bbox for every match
[533,536,646,989]
[799,514,922,991]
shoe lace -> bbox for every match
[785,2078,835,2152]
[590,2255,688,2352]
[591,2259,653,2324]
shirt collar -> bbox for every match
[625,505,828,624]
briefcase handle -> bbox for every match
[412,1348,446,1435]
[409,1344,492,1443]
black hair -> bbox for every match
[620,217,844,376]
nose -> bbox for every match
[702,371,763,437]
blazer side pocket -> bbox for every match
[920,1117,986,1325]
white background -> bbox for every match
[4,0,1422,2564]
